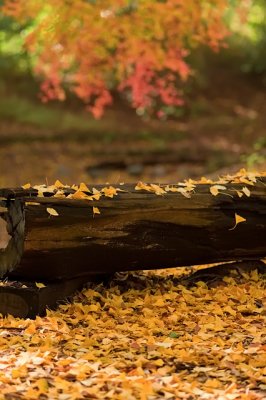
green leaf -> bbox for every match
[169,332,180,338]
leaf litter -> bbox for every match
[0,262,266,399]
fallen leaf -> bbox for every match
[53,190,66,198]
[239,177,254,186]
[92,188,102,200]
[177,187,191,198]
[242,186,251,197]
[210,185,227,196]
[54,180,64,188]
[135,182,152,192]
[93,207,100,215]
[199,177,213,184]
[47,207,59,217]
[35,378,49,393]
[24,323,36,335]
[72,190,89,200]
[101,186,118,198]
[149,184,166,195]
[164,185,179,193]
[22,183,31,189]
[79,182,90,192]
[35,282,46,289]
[229,213,246,230]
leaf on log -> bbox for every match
[93,207,100,215]
[229,213,246,230]
[46,208,59,217]
[22,183,31,189]
[242,186,251,197]
[210,185,227,196]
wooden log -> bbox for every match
[0,276,100,318]
[0,178,265,281]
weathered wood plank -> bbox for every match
[0,178,264,281]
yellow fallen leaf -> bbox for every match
[242,186,251,197]
[35,378,49,393]
[135,182,152,192]
[22,183,31,189]
[182,180,196,191]
[72,190,89,199]
[47,207,59,216]
[177,187,191,198]
[102,186,117,198]
[53,190,66,198]
[92,188,102,200]
[229,213,246,230]
[165,185,179,193]
[25,323,37,334]
[199,177,213,184]
[92,193,101,200]
[150,184,166,195]
[223,305,237,316]
[12,366,28,379]
[239,177,254,185]
[210,185,227,196]
[35,282,46,289]
[79,182,90,192]
[153,298,165,307]
[87,304,99,312]
[153,358,164,366]
[250,269,259,282]
[54,179,64,188]
[92,187,101,195]
[204,378,222,389]
[93,207,100,215]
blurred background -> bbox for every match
[0,0,265,187]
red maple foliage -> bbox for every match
[2,0,244,118]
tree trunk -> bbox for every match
[0,179,265,281]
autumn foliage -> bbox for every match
[2,0,238,118]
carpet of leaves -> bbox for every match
[0,263,266,400]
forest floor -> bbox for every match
[0,67,265,187]
[0,261,266,399]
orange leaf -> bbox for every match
[72,190,89,199]
[229,213,246,230]
[79,182,90,192]
[93,207,100,215]
[22,183,31,189]
[54,179,64,188]
[101,186,117,198]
